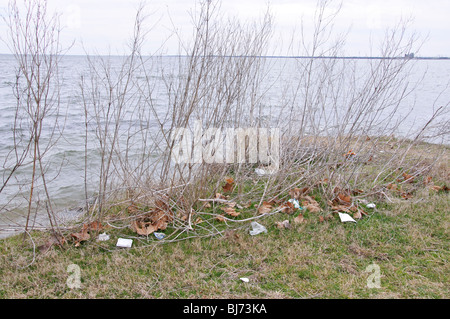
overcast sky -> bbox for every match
[0,0,449,56]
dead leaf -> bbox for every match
[222,177,234,193]
[242,200,252,208]
[304,203,322,213]
[423,176,433,185]
[258,201,273,215]
[353,210,362,219]
[87,221,103,232]
[301,195,322,212]
[224,230,240,241]
[400,192,413,200]
[221,206,240,217]
[38,234,66,253]
[331,205,352,213]
[155,198,170,211]
[430,185,442,192]
[294,213,305,224]
[318,216,325,223]
[194,217,204,224]
[215,193,227,200]
[336,193,352,205]
[131,209,173,236]
[216,215,226,222]
[275,220,290,230]
[203,202,212,208]
[387,183,397,190]
[279,201,296,214]
[132,220,158,236]
[289,187,309,199]
[351,189,364,196]
[344,150,356,158]
[70,224,90,246]
[127,204,139,214]
[402,173,415,183]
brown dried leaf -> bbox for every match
[423,176,433,185]
[203,202,212,208]
[294,213,305,224]
[258,201,273,215]
[131,220,158,236]
[337,193,352,205]
[351,189,364,196]
[402,173,415,183]
[331,205,352,213]
[242,200,252,208]
[215,193,227,200]
[279,201,296,214]
[87,221,103,232]
[70,227,90,245]
[221,206,240,217]
[304,203,322,213]
[318,216,325,223]
[216,215,226,222]
[222,177,234,193]
[289,187,309,199]
[194,217,204,224]
[400,191,413,200]
[275,220,290,230]
[387,183,397,190]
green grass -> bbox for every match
[0,189,448,298]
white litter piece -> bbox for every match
[366,203,376,209]
[249,221,267,236]
[97,232,110,242]
[255,168,266,176]
[240,277,250,283]
[116,238,133,248]
[338,212,357,223]
[288,198,301,209]
[154,232,166,240]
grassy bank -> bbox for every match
[0,186,448,298]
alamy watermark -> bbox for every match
[365,263,381,289]
[66,263,81,289]
[170,121,280,169]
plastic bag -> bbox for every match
[249,221,268,235]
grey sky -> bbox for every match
[0,0,449,56]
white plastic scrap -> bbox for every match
[338,212,357,223]
[97,232,110,242]
[154,232,166,240]
[255,168,267,176]
[116,238,133,248]
[288,198,301,209]
[240,277,250,283]
[366,203,376,209]
[249,221,268,236]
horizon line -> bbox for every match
[0,53,449,60]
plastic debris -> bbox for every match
[116,238,133,248]
[97,232,110,242]
[154,232,166,240]
[255,165,278,176]
[338,212,357,223]
[249,221,267,236]
[240,277,250,283]
[255,168,267,176]
[366,203,376,209]
[288,198,301,209]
